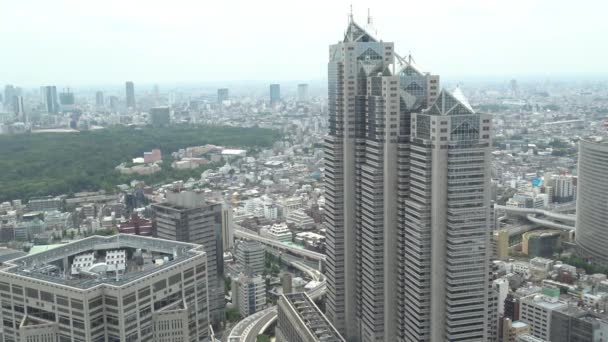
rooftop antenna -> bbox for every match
[349,4,354,23]
[367,8,372,25]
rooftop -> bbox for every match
[282,292,345,341]
[2,234,204,290]
[511,321,528,328]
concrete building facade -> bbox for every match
[0,235,211,342]
[152,191,225,326]
[232,274,265,317]
[235,240,265,276]
[576,138,608,266]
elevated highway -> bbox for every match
[227,254,326,342]
[495,203,576,234]
[233,226,326,267]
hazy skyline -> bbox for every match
[2,0,606,86]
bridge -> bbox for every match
[233,226,326,267]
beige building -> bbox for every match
[502,319,530,342]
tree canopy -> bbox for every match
[0,125,280,202]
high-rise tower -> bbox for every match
[42,86,58,113]
[270,84,281,103]
[324,16,493,342]
[125,81,135,108]
[576,137,608,267]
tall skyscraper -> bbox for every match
[324,16,493,342]
[270,84,281,103]
[217,88,229,103]
[3,85,15,112]
[13,96,25,122]
[297,83,309,102]
[42,85,58,113]
[125,81,135,108]
[575,137,608,267]
[151,191,225,326]
[95,91,104,107]
[153,84,160,104]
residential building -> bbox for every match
[235,240,265,275]
[232,274,265,317]
[324,17,493,342]
[276,292,345,342]
[553,175,574,203]
[26,197,62,212]
[576,137,608,267]
[0,235,211,342]
[504,294,521,321]
[152,191,225,326]
[126,81,135,108]
[263,203,279,221]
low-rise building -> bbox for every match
[118,213,154,236]
[502,319,531,342]
[286,209,315,230]
[519,287,568,341]
[260,223,292,242]
[550,306,608,342]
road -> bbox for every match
[234,226,326,262]
[495,204,575,231]
[227,253,327,341]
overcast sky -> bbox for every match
[2,0,606,86]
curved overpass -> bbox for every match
[227,256,326,342]
[494,205,576,224]
[526,214,575,231]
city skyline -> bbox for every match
[0,3,606,342]
[2,0,607,85]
